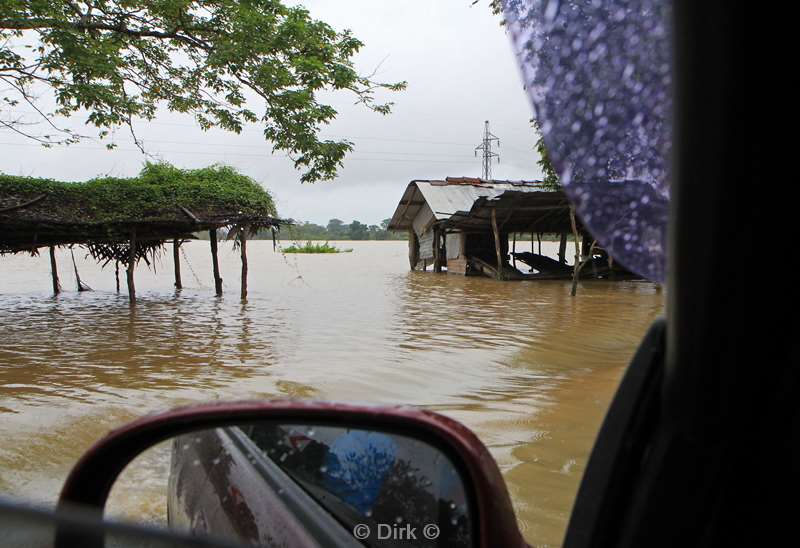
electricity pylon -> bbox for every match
[474,120,500,180]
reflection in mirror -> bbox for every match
[109,423,474,548]
[0,496,234,548]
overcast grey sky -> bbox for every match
[0,1,542,226]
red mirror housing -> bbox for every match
[58,400,527,548]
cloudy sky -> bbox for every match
[0,1,542,226]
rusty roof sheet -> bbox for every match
[388,177,549,231]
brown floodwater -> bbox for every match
[0,240,663,546]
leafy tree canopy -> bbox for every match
[0,0,405,182]
[348,219,368,240]
[533,119,559,189]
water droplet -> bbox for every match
[544,0,560,23]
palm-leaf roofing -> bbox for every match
[0,163,282,254]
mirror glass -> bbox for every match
[108,422,474,548]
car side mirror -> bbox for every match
[58,401,526,548]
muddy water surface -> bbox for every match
[0,240,663,546]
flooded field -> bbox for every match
[0,240,663,546]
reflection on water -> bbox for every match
[0,241,663,546]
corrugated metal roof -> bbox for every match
[388,177,547,230]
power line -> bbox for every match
[2,110,479,147]
[0,141,477,164]
[474,120,500,179]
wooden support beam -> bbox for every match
[49,246,60,295]
[408,229,419,271]
[491,208,503,280]
[537,232,542,255]
[398,190,419,221]
[558,233,567,264]
[512,232,517,269]
[530,233,535,272]
[179,205,201,223]
[0,194,45,213]
[127,229,136,304]
[569,206,581,296]
[173,239,182,290]
[440,229,447,272]
[209,229,223,296]
[433,226,442,273]
[71,248,90,292]
[572,240,597,296]
[115,260,120,292]
[240,227,248,301]
[581,234,593,259]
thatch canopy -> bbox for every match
[0,163,282,263]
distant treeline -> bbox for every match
[198,224,573,243]
[260,219,407,241]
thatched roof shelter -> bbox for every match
[0,163,283,302]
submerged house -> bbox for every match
[387,177,634,282]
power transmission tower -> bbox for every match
[474,120,500,180]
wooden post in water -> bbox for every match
[408,229,419,271]
[49,246,60,294]
[173,239,182,290]
[126,229,136,304]
[558,233,567,264]
[573,240,597,296]
[209,229,223,296]
[512,233,517,269]
[537,232,542,255]
[432,227,438,272]
[440,230,447,273]
[491,208,503,280]
[433,226,443,273]
[569,207,581,296]
[115,260,120,292]
[240,227,248,301]
[581,234,593,260]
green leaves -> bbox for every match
[0,162,277,222]
[1,0,405,181]
[533,119,560,190]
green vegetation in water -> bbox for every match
[0,162,276,223]
[282,242,353,254]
